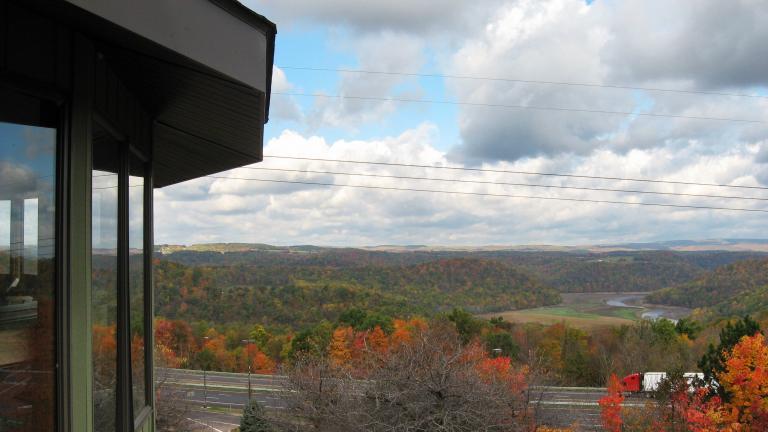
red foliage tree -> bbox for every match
[599,374,624,432]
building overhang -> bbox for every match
[52,0,277,186]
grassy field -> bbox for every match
[479,292,648,329]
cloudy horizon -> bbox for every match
[154,0,768,247]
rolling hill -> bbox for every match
[155,244,767,293]
[152,257,561,328]
[647,258,768,320]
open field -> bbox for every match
[479,292,692,329]
[482,309,635,329]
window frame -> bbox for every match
[128,143,154,427]
[0,79,67,432]
[92,114,153,431]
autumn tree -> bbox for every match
[636,332,768,431]
[716,332,768,428]
[699,315,761,399]
[284,320,531,431]
[328,326,354,368]
[366,325,389,354]
[599,374,624,432]
[250,324,271,350]
[239,342,276,374]
[390,319,411,346]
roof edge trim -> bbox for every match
[208,0,277,36]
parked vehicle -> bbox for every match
[620,372,705,394]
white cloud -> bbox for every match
[154,0,768,246]
[155,126,768,246]
[269,66,303,122]
[446,0,768,162]
[601,0,768,89]
[305,32,426,131]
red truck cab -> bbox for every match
[621,373,642,392]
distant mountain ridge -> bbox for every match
[156,238,768,254]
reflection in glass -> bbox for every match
[129,158,146,415]
[23,198,38,275]
[0,121,56,432]
[0,201,9,273]
[92,124,119,431]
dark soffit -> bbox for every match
[25,0,276,187]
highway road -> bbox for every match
[532,387,607,431]
[157,368,286,411]
[160,368,647,431]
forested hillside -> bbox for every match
[647,258,768,320]
[156,245,766,293]
[153,257,560,328]
[485,251,708,292]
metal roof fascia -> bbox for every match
[62,0,275,94]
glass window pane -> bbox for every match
[92,123,119,431]
[0,120,57,432]
[129,157,146,415]
[0,201,9,274]
[23,198,38,275]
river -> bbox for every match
[604,293,691,322]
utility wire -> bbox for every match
[206,176,768,214]
[274,92,765,124]
[240,167,768,202]
[92,184,143,190]
[264,155,768,191]
[278,66,768,100]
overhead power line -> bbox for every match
[205,175,768,214]
[278,66,768,100]
[241,166,768,202]
[264,155,768,191]
[273,92,765,124]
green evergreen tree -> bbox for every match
[698,315,761,400]
[483,331,520,359]
[240,399,272,432]
[447,308,484,343]
[674,317,701,340]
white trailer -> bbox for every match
[641,372,704,392]
[641,372,666,392]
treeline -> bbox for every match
[648,258,768,321]
[157,246,766,293]
[153,303,757,388]
[153,257,560,329]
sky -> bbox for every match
[154,0,768,247]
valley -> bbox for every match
[479,292,693,329]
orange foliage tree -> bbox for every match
[390,318,427,348]
[476,355,529,392]
[201,329,236,371]
[237,342,276,374]
[671,332,768,431]
[154,317,195,367]
[716,332,768,429]
[367,325,389,354]
[676,388,728,432]
[599,374,624,432]
[329,326,354,368]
